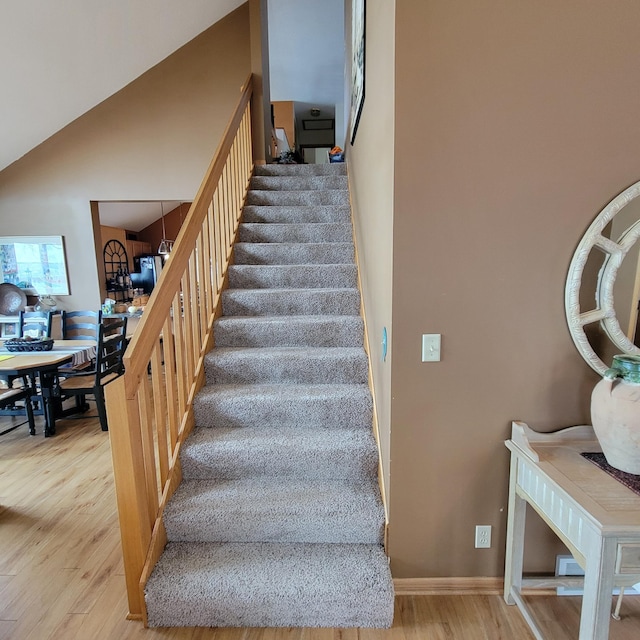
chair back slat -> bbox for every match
[62,310,102,340]
[19,311,53,339]
[97,318,128,381]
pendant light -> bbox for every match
[158,201,172,256]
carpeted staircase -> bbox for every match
[144,162,395,628]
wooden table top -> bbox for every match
[0,340,97,372]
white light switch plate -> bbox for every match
[421,334,441,362]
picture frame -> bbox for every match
[350,0,366,145]
[0,236,70,296]
[2,322,17,337]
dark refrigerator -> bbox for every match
[131,255,164,294]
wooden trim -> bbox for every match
[105,377,153,617]
[345,164,389,535]
[394,577,504,595]
[393,577,557,596]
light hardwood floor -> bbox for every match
[2,412,640,639]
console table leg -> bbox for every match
[580,536,616,640]
[504,453,526,605]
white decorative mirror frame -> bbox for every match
[565,181,640,375]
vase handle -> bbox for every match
[604,366,622,381]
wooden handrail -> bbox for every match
[123,76,253,396]
[105,74,254,621]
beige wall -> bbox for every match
[0,5,251,311]
[347,0,396,500]
[363,0,640,578]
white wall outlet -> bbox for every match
[475,525,491,548]
[421,334,441,362]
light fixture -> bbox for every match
[157,201,172,256]
[310,107,321,117]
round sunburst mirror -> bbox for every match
[565,181,640,375]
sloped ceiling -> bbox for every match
[0,0,246,172]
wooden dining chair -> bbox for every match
[57,318,127,431]
[18,310,53,339]
[15,310,54,412]
[0,377,36,436]
[61,310,102,340]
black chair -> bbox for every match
[61,310,102,340]
[0,376,36,436]
[57,318,127,431]
[15,311,54,412]
[18,310,53,339]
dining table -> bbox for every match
[0,339,97,436]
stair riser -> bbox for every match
[254,163,347,176]
[181,428,378,480]
[250,176,348,191]
[221,289,361,317]
[214,316,364,348]
[228,264,357,289]
[233,242,355,265]
[204,349,369,385]
[246,191,349,206]
[238,223,352,243]
[242,205,351,223]
[193,387,373,429]
[164,515,384,545]
[181,454,377,480]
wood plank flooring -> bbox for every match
[2,411,640,639]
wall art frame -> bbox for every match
[0,235,70,296]
[350,0,366,145]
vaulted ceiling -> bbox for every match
[1,0,346,231]
[0,0,246,172]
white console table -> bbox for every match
[504,421,640,639]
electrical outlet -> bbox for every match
[475,525,491,548]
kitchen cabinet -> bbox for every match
[126,240,152,272]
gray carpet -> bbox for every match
[144,162,394,628]
[145,543,394,628]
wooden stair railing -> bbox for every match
[104,74,254,621]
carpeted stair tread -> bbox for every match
[246,190,350,207]
[221,287,361,316]
[238,222,352,243]
[250,175,348,191]
[213,315,364,348]
[228,263,357,289]
[193,383,372,429]
[144,541,393,628]
[180,425,378,479]
[255,162,347,176]
[233,242,354,265]
[242,205,351,223]
[204,346,368,384]
[163,476,385,544]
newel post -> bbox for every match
[105,375,152,619]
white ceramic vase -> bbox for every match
[591,355,640,475]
